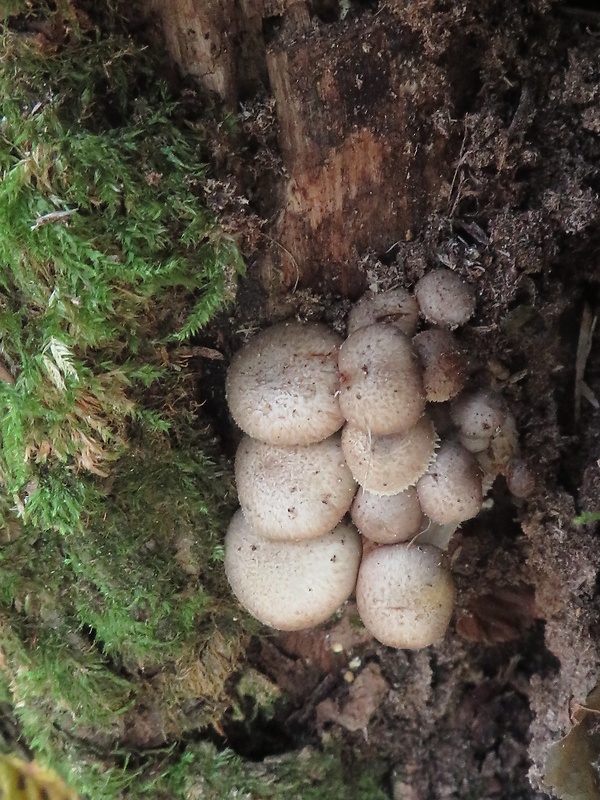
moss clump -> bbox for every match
[0,10,242,527]
[0,3,250,797]
[165,741,390,800]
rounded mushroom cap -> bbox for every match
[506,457,535,498]
[415,269,475,329]
[450,390,506,441]
[412,329,468,403]
[488,411,519,473]
[351,487,424,544]
[458,433,492,454]
[356,543,455,648]
[235,435,357,541]
[225,511,362,631]
[226,321,344,446]
[347,289,419,337]
[416,441,483,524]
[342,417,437,495]
[338,324,425,435]
[470,408,519,485]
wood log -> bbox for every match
[146,0,239,104]
[145,2,470,298]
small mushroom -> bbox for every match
[458,434,491,454]
[235,435,357,541]
[225,511,362,631]
[417,441,483,524]
[226,321,344,446]
[347,289,419,337]
[415,269,475,329]
[475,410,520,486]
[506,457,535,498]
[450,389,506,443]
[413,329,468,402]
[490,411,519,472]
[351,487,424,544]
[356,543,455,648]
[338,323,425,435]
[342,417,437,495]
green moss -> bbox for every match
[0,6,391,800]
[65,438,234,663]
[573,511,600,525]
[3,624,134,745]
[0,20,243,531]
[0,2,251,797]
[25,740,389,800]
[231,668,282,723]
[168,741,390,800]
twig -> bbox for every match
[261,233,301,292]
[575,303,598,423]
[0,358,15,385]
[30,208,77,231]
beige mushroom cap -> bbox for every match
[226,321,344,446]
[225,511,362,631]
[342,417,437,495]
[450,389,507,441]
[235,435,357,541]
[413,329,468,403]
[416,441,483,524]
[415,269,475,329]
[351,487,424,544]
[338,323,425,436]
[347,289,419,337]
[356,543,455,648]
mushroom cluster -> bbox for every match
[224,268,531,649]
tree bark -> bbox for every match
[146,0,473,299]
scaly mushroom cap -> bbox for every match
[450,389,506,442]
[413,329,468,403]
[356,543,455,648]
[342,417,437,495]
[347,289,419,337]
[338,323,425,435]
[226,321,344,446]
[415,269,475,329]
[225,511,362,631]
[235,435,357,541]
[417,440,483,524]
[351,487,424,544]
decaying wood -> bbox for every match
[146,0,238,103]
[263,20,458,295]
[146,1,468,296]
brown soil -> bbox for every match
[131,0,600,797]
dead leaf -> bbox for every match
[316,663,388,732]
[545,685,600,800]
[279,603,370,671]
[456,584,536,644]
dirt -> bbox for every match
[124,0,600,796]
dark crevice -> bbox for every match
[261,14,283,44]
[308,0,380,24]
